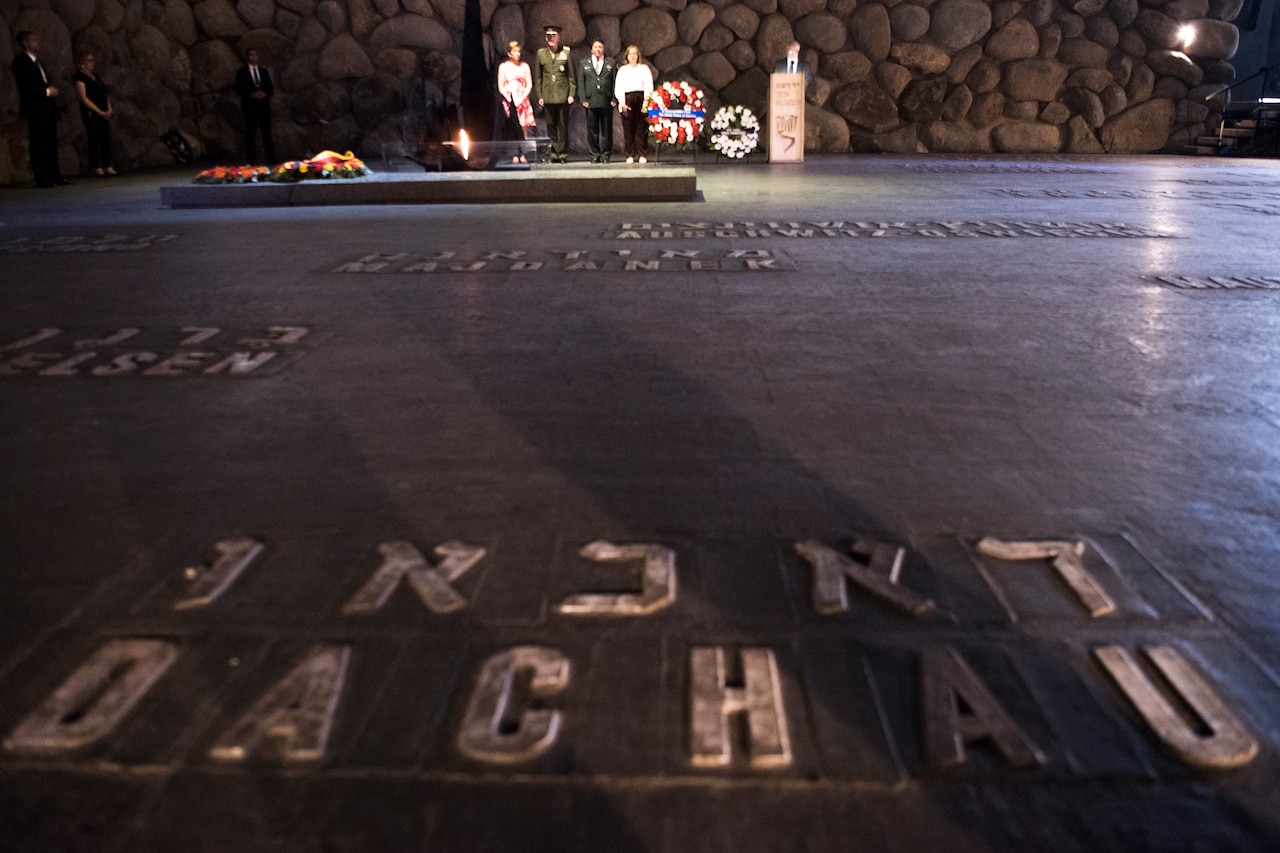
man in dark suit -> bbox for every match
[234,48,275,164]
[11,31,67,187]
[577,40,617,163]
[773,40,814,97]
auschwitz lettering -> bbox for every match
[2,536,1260,772]
[0,234,177,253]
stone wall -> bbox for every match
[0,0,1243,182]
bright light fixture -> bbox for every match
[1177,24,1195,48]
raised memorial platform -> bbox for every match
[159,164,698,208]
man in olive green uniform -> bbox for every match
[534,25,575,163]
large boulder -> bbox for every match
[678,3,717,44]
[890,43,950,74]
[718,66,769,115]
[986,18,1040,60]
[874,61,912,98]
[822,51,872,83]
[1063,86,1105,127]
[992,120,1061,151]
[795,13,845,51]
[193,0,249,38]
[923,120,986,151]
[698,22,735,51]
[690,51,737,88]
[719,4,761,39]
[1002,58,1068,101]
[51,0,96,33]
[1134,9,1179,48]
[755,13,795,65]
[1084,15,1119,48]
[655,45,694,71]
[1100,83,1127,116]
[236,0,275,29]
[622,8,678,56]
[127,24,170,72]
[849,124,919,152]
[319,33,374,79]
[1067,67,1113,92]
[804,105,850,151]
[848,4,890,63]
[237,28,296,67]
[1165,0,1209,16]
[317,0,348,32]
[780,0,826,17]
[527,0,586,44]
[830,80,899,131]
[929,0,992,51]
[369,14,452,55]
[290,80,351,123]
[1057,38,1109,68]
[967,59,1002,92]
[1147,49,1204,85]
[941,82,973,120]
[725,39,756,70]
[190,39,241,95]
[351,73,404,127]
[163,0,198,46]
[1206,0,1245,19]
[899,75,948,123]
[889,4,930,41]
[1101,97,1172,152]
[1126,61,1154,101]
[967,90,1005,126]
[1183,18,1238,60]
[586,16,622,55]
[1065,114,1104,151]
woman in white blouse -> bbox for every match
[613,45,654,163]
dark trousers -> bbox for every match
[27,116,61,185]
[621,91,648,159]
[83,114,112,169]
[544,102,569,160]
[243,105,275,164]
[585,106,612,161]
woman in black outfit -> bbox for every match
[73,52,115,176]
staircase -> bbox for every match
[1184,101,1280,157]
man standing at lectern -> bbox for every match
[774,41,813,94]
[234,48,275,165]
[535,25,575,163]
[577,40,617,163]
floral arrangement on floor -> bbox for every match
[706,105,760,159]
[645,81,706,146]
[194,150,370,184]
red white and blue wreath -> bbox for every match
[645,81,706,146]
[707,105,760,158]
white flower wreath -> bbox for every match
[707,105,760,159]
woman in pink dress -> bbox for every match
[497,41,534,163]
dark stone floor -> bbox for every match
[2,154,1279,851]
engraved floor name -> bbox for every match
[1156,275,1280,291]
[0,326,310,378]
[0,234,178,254]
[604,221,1175,239]
[329,249,795,273]
[1,531,1271,781]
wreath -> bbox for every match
[707,105,760,159]
[645,81,706,146]
[195,150,370,184]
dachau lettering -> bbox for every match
[0,326,310,378]
[605,222,1175,239]
[2,535,1263,773]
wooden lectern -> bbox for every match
[769,72,805,162]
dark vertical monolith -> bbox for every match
[458,0,495,149]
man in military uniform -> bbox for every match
[534,25,575,163]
